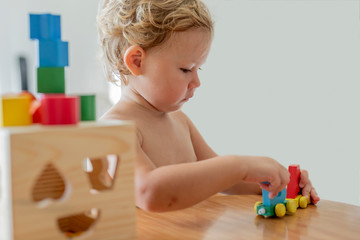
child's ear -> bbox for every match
[123,45,145,76]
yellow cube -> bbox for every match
[0,94,32,127]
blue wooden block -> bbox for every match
[37,40,69,67]
[30,14,61,40]
[262,188,287,206]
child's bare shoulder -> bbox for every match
[101,106,129,121]
[169,110,190,123]
[100,101,141,121]
[101,104,187,132]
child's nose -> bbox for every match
[189,73,201,89]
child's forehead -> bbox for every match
[172,29,211,47]
[156,29,212,60]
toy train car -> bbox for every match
[254,186,298,217]
[254,164,311,218]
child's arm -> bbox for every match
[183,112,262,195]
[184,112,320,201]
[135,133,289,212]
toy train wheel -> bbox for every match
[275,203,286,217]
[299,196,308,208]
[254,201,262,214]
[286,200,297,214]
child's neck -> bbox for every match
[120,88,168,117]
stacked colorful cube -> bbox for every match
[30,13,81,125]
[0,13,97,127]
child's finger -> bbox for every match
[301,181,312,200]
[259,180,276,192]
[260,180,280,199]
[310,188,320,204]
[281,170,290,187]
[268,191,278,199]
[299,169,309,188]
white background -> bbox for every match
[1,0,359,205]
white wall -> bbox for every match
[184,0,360,205]
[1,0,359,205]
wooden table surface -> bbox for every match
[137,194,360,240]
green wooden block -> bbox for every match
[37,67,65,93]
[80,95,96,121]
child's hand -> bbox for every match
[243,157,290,199]
[299,169,320,204]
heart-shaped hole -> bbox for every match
[57,208,101,238]
[31,163,69,207]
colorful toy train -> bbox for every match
[254,164,311,218]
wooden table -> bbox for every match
[137,195,360,240]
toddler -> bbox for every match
[97,0,320,212]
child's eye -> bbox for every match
[180,68,191,73]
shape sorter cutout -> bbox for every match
[0,121,136,240]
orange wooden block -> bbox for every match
[0,94,32,127]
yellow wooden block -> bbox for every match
[0,94,32,127]
[0,121,136,240]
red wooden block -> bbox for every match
[286,164,301,198]
[40,94,79,125]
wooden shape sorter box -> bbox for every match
[0,121,136,240]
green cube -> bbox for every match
[37,67,65,93]
[80,95,96,121]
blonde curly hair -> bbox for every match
[97,0,214,85]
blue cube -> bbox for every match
[37,40,69,67]
[262,188,287,207]
[30,14,61,40]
